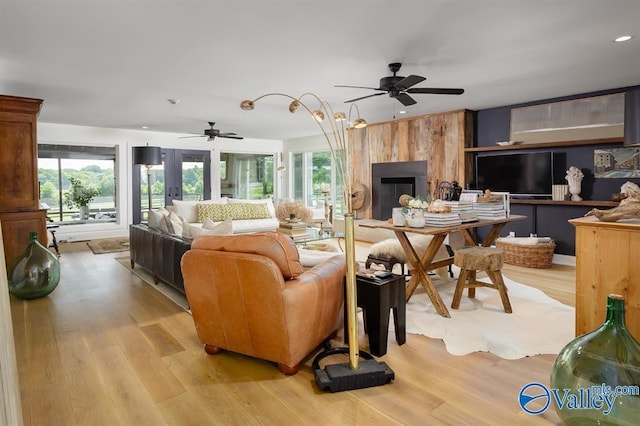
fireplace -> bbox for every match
[371,161,428,220]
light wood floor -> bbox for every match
[10,240,575,425]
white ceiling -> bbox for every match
[1,0,639,141]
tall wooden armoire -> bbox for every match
[0,95,47,266]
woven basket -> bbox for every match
[495,238,555,269]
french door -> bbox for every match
[132,149,211,223]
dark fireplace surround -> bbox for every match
[371,161,428,220]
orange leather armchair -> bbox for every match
[181,232,346,375]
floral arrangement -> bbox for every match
[399,194,432,210]
[64,177,101,208]
[407,197,430,209]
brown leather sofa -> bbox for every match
[181,232,346,375]
[129,224,191,294]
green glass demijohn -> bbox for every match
[550,294,640,425]
[8,231,60,300]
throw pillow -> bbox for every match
[191,219,233,238]
[157,215,172,234]
[166,212,183,237]
[196,203,271,222]
[172,198,228,223]
[148,208,170,231]
[228,198,276,217]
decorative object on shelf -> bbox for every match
[64,177,102,220]
[133,144,162,219]
[552,184,569,201]
[274,200,312,223]
[586,181,640,222]
[351,182,370,220]
[550,294,640,424]
[8,231,60,300]
[565,166,584,201]
[241,92,394,391]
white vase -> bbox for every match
[405,208,425,228]
[79,205,90,220]
[567,177,583,201]
[392,208,406,226]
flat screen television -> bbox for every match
[475,151,562,199]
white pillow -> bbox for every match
[166,212,183,236]
[148,208,169,230]
[192,219,233,237]
[157,215,172,234]
[172,198,228,223]
[228,198,275,218]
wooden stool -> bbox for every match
[451,246,512,313]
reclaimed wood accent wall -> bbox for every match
[348,109,473,219]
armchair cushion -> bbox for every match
[191,231,304,279]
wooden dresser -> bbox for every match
[0,95,47,265]
[570,216,640,340]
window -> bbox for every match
[220,152,274,199]
[38,144,117,223]
[289,150,344,216]
[132,149,211,224]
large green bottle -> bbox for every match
[550,294,640,425]
[8,231,60,299]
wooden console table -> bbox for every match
[361,215,526,318]
[570,216,640,340]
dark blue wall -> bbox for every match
[476,85,640,200]
[475,85,640,255]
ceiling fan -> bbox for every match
[336,62,464,106]
[180,122,244,141]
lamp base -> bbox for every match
[313,347,394,392]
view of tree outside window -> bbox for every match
[220,152,274,199]
[38,144,117,223]
[138,163,164,215]
[289,150,344,215]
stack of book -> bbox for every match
[425,212,462,227]
[442,201,478,223]
[277,221,309,241]
[473,201,507,219]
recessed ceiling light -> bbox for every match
[399,110,407,114]
[614,35,633,43]
[141,126,148,129]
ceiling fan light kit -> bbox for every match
[337,62,464,106]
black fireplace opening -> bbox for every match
[371,161,428,220]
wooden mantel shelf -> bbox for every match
[510,199,618,207]
[465,137,622,152]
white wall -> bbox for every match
[38,122,282,242]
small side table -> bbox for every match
[345,273,406,356]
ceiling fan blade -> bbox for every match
[344,92,386,103]
[335,85,383,91]
[406,87,465,95]
[219,135,244,140]
[395,92,417,106]
[395,75,426,90]
[178,135,207,139]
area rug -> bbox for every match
[87,237,130,254]
[115,257,190,311]
[400,271,575,359]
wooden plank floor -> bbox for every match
[10,240,575,425]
